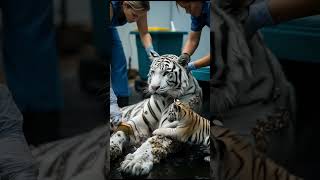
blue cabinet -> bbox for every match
[261,15,320,63]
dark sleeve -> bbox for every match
[0,85,38,180]
[191,15,204,32]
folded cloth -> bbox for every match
[0,84,38,180]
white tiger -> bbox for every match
[110,54,202,176]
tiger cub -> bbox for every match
[153,99,219,162]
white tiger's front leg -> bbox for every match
[120,135,180,176]
[110,131,127,161]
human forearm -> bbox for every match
[182,31,201,56]
[182,38,199,56]
[178,32,201,66]
[140,32,160,59]
[137,15,153,49]
[140,32,153,49]
[193,54,210,69]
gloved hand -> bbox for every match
[186,61,197,73]
[244,0,275,38]
[110,87,122,131]
[145,45,160,61]
[177,53,191,67]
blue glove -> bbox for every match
[245,0,275,38]
[187,62,197,72]
[145,45,160,61]
[110,87,122,130]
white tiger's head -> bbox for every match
[147,54,189,98]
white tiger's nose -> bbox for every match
[151,85,160,91]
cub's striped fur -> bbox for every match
[154,99,211,146]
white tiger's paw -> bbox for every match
[120,153,153,176]
[110,144,122,161]
[120,142,154,176]
[110,131,127,161]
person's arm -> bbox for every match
[188,53,210,71]
[137,15,159,60]
[109,2,113,21]
[269,0,320,23]
[137,14,152,48]
[177,31,202,66]
[182,31,202,57]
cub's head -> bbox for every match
[159,99,191,127]
[147,54,189,98]
[168,99,190,119]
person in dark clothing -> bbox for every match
[109,1,159,108]
[1,0,63,145]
